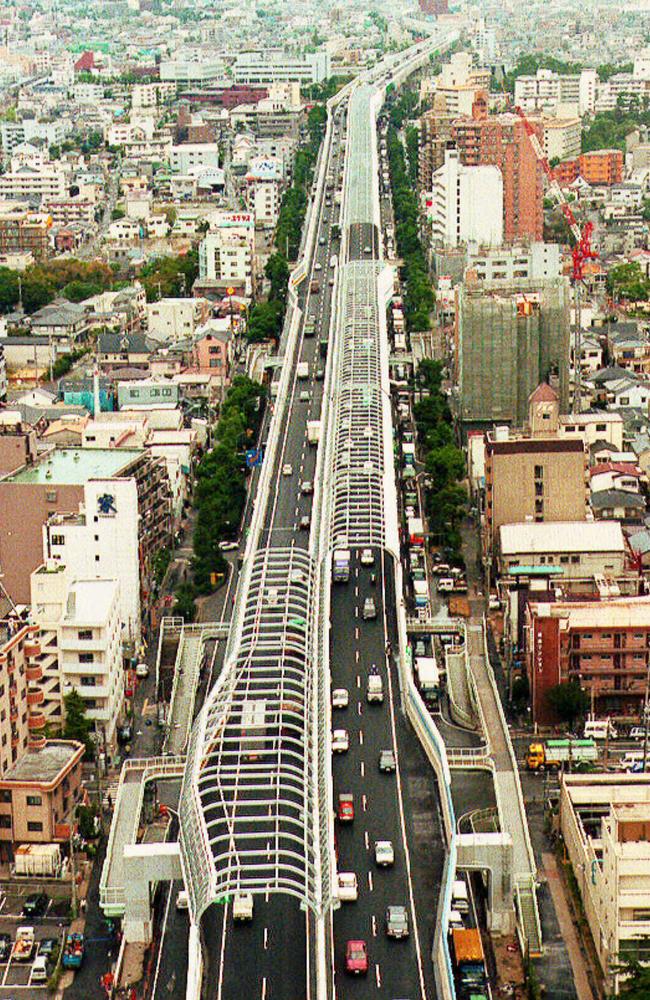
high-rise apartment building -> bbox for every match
[452,94,544,242]
[429,148,503,247]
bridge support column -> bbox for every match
[123,842,184,944]
[456,832,516,936]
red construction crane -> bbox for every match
[514,105,597,282]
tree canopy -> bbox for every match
[545,681,590,727]
[63,690,93,755]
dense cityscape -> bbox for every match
[0,0,649,998]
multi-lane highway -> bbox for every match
[170,27,461,1000]
[199,102,351,1000]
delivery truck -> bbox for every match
[62,932,85,969]
[307,421,321,445]
[332,548,351,583]
[415,657,441,705]
[451,928,487,994]
[297,362,309,379]
[525,739,598,772]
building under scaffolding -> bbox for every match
[455,276,571,430]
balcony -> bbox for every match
[27,713,46,730]
[27,689,44,706]
[24,641,41,658]
[26,664,43,683]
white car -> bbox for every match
[282,464,293,476]
[315,262,322,270]
[360,549,374,567]
[331,729,350,753]
[374,840,394,867]
[337,872,358,902]
[219,540,239,552]
[332,688,349,709]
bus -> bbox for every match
[240,699,267,760]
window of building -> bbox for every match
[78,630,92,641]
[0,791,11,804]
[26,821,43,833]
[571,555,580,564]
[26,795,42,807]
[46,491,57,503]
[84,699,96,709]
[535,499,544,514]
[534,465,544,479]
[560,555,569,564]
[80,677,96,687]
[0,816,11,829]
[50,534,65,546]
[79,653,94,664]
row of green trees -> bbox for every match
[191,375,266,596]
[607,261,650,303]
[0,259,115,315]
[582,102,650,152]
[412,361,466,562]
[139,250,199,302]
[386,120,435,333]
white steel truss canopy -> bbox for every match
[178,546,322,920]
[330,261,386,549]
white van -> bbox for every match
[621,751,647,772]
[448,909,464,931]
[135,662,149,679]
[366,675,384,704]
[451,879,469,914]
[31,955,48,982]
[584,719,617,741]
[176,889,189,911]
[233,893,254,922]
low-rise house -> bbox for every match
[29,301,90,349]
[591,488,646,523]
[589,462,644,495]
[97,332,152,369]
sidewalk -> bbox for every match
[541,853,595,1000]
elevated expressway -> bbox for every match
[174,26,476,1000]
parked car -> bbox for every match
[0,934,11,960]
[38,937,59,958]
[23,892,48,918]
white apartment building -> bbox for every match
[132,82,176,108]
[159,59,224,88]
[106,119,156,147]
[465,241,561,282]
[0,119,71,154]
[558,411,624,450]
[596,75,650,112]
[73,83,104,105]
[42,478,141,643]
[146,297,208,344]
[429,149,503,248]
[233,50,330,84]
[434,51,491,116]
[514,68,597,116]
[30,565,125,750]
[0,163,67,204]
[543,116,581,162]
[170,143,220,174]
[199,229,254,295]
[561,775,650,996]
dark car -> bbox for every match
[38,937,59,958]
[23,892,49,918]
[0,933,11,960]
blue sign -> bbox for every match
[245,447,263,469]
[97,493,117,515]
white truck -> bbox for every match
[332,549,351,583]
[13,927,34,962]
[366,675,384,704]
[307,421,321,445]
[233,893,254,922]
[415,657,441,705]
[297,362,309,380]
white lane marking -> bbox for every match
[368,870,373,892]
[355,585,359,598]
[262,976,267,1000]
[360,761,365,777]
[362,794,367,812]
[355,649,360,663]
[355,627,359,640]
[264,927,269,950]
[364,830,369,850]
[371,915,377,938]
[356,674,361,689]
[375,964,381,989]
[359,730,364,746]
[265,891,270,903]
[357,701,362,717]
[355,605,359,618]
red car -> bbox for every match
[345,939,368,975]
[337,794,354,822]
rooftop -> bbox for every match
[62,579,118,625]
[500,520,625,555]
[0,740,83,785]
[3,448,143,485]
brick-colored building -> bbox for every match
[0,412,37,478]
[0,740,85,861]
[525,596,650,724]
[553,149,624,187]
[452,94,543,241]
[0,615,46,762]
[0,208,51,259]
